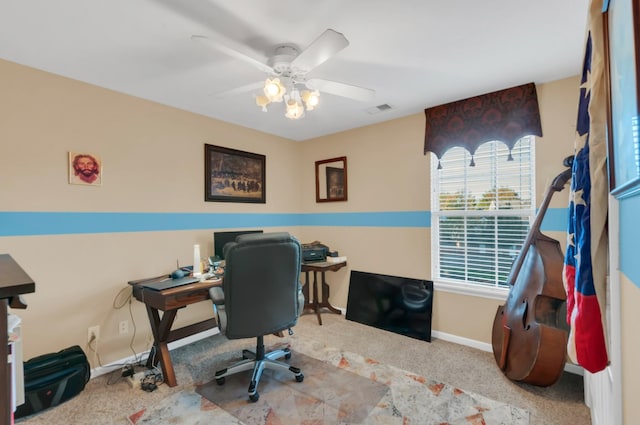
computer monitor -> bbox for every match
[213,229,263,260]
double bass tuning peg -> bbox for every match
[563,156,574,168]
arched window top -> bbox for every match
[424,83,542,168]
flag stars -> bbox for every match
[580,69,592,99]
[573,188,587,207]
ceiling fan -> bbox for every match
[191,29,375,119]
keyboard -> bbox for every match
[141,276,200,291]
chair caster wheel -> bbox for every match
[249,392,259,402]
[295,373,304,383]
[216,377,225,385]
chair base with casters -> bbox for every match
[214,335,304,402]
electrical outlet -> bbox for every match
[118,320,129,335]
[87,325,100,343]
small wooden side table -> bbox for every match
[301,261,346,325]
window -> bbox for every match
[431,137,536,291]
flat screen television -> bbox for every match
[346,270,433,342]
[213,230,263,260]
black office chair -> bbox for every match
[208,232,305,402]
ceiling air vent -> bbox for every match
[365,104,393,115]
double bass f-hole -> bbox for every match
[522,299,530,330]
[491,156,573,387]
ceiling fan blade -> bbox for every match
[213,81,265,97]
[291,29,349,73]
[307,79,375,102]
[191,34,274,74]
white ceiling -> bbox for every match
[0,0,588,142]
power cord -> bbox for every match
[113,286,143,364]
[86,333,102,369]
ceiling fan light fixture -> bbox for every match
[285,92,305,120]
[255,95,270,111]
[263,78,285,102]
[302,90,320,110]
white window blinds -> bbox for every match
[431,137,536,288]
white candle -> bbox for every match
[193,244,202,277]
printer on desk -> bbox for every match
[301,242,329,262]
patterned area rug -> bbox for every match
[128,337,529,424]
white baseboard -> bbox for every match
[431,330,583,376]
[89,328,220,379]
[431,330,493,352]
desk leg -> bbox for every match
[144,306,179,387]
[319,271,342,315]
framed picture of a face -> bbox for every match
[69,152,102,186]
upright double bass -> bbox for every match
[491,157,573,386]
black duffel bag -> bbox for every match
[14,345,91,419]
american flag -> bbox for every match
[562,4,609,374]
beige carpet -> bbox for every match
[15,314,589,425]
[128,337,529,424]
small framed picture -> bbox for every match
[69,152,102,186]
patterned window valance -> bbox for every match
[423,82,543,168]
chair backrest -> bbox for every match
[222,232,302,339]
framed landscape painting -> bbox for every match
[204,144,266,203]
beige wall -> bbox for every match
[0,59,302,364]
[0,59,582,369]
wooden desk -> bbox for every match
[0,255,35,425]
[301,261,346,325]
[128,275,221,387]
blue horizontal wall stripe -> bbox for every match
[0,211,428,236]
[300,211,430,227]
[0,209,567,237]
[539,207,569,232]
[0,212,294,236]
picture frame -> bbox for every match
[603,0,640,199]
[69,151,102,186]
[325,166,345,199]
[315,156,348,202]
[204,144,265,203]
